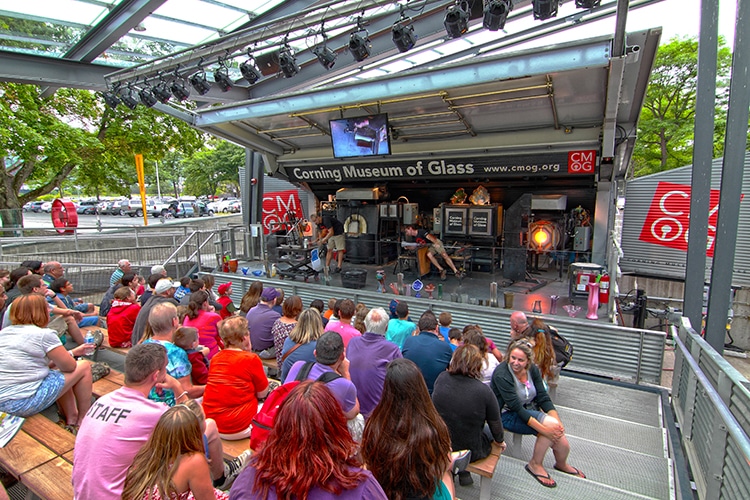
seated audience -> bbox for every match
[346,307,402,418]
[509,310,530,342]
[174,326,209,385]
[100,272,139,317]
[202,316,269,440]
[50,277,100,328]
[122,405,231,499]
[523,318,559,385]
[216,282,236,320]
[448,327,463,349]
[309,298,329,327]
[271,288,284,315]
[110,259,131,286]
[463,328,500,385]
[353,302,368,334]
[323,297,336,320]
[239,281,263,315]
[361,358,455,500]
[183,290,223,360]
[270,295,302,366]
[132,277,180,345]
[491,340,585,488]
[402,310,453,394]
[229,381,387,499]
[245,287,280,359]
[438,311,453,344]
[324,298,361,347]
[433,345,506,486]
[0,284,7,318]
[279,308,324,383]
[73,343,181,497]
[385,300,416,349]
[107,286,141,348]
[137,273,163,307]
[174,276,191,302]
[4,266,31,305]
[0,295,92,431]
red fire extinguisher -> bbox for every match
[598,273,610,305]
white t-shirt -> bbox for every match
[481,353,500,386]
[0,324,63,400]
[73,386,168,498]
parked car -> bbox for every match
[167,201,198,218]
[226,200,242,213]
[195,201,214,217]
[23,201,45,212]
[119,199,144,217]
[40,201,53,212]
[216,198,240,213]
[76,200,99,215]
[146,198,175,217]
[99,200,121,215]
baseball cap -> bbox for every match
[260,287,278,302]
[154,278,180,294]
[217,282,232,295]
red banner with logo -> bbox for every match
[262,190,304,235]
[567,150,597,174]
[638,181,741,257]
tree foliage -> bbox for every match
[631,37,732,177]
[182,139,244,197]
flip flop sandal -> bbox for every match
[525,464,557,488]
[553,465,586,478]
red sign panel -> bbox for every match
[638,181,740,257]
[567,150,597,174]
[261,190,304,235]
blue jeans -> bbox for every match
[78,316,99,328]
[501,409,546,436]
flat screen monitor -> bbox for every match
[329,114,391,158]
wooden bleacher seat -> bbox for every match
[465,441,503,500]
[22,414,75,456]
[21,457,74,500]
[221,438,251,460]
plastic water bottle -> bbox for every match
[84,332,95,356]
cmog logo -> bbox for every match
[261,190,303,235]
[567,150,597,174]
[638,181,743,257]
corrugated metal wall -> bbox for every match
[207,273,666,384]
[621,152,750,286]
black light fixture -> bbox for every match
[444,2,469,38]
[349,17,371,62]
[483,0,512,31]
[102,86,121,109]
[313,25,337,70]
[170,69,191,102]
[392,8,417,53]
[279,44,299,78]
[213,58,233,92]
[189,59,212,95]
[120,84,139,109]
[532,0,559,20]
[138,86,158,107]
[152,75,172,104]
[240,50,261,84]
[575,0,601,8]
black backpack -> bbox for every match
[549,326,574,367]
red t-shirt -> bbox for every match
[202,349,269,434]
[106,301,141,347]
[216,295,236,320]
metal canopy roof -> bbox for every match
[0,0,663,182]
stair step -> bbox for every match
[503,434,671,499]
[554,376,663,427]
[556,406,667,458]
[456,454,658,500]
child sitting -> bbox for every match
[438,311,452,345]
[106,286,141,348]
[216,282,236,320]
[50,278,100,328]
[174,326,209,385]
[173,276,191,302]
[448,327,463,350]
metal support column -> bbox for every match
[706,0,750,353]
[684,0,719,338]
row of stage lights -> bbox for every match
[102,0,601,109]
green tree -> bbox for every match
[632,37,732,177]
[182,139,244,196]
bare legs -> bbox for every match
[426,252,460,275]
[204,418,225,480]
[528,414,581,485]
[57,360,93,426]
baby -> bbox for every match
[173,326,209,385]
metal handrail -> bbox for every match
[186,232,216,262]
[672,329,750,464]
[163,230,199,265]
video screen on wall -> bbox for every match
[329,114,391,159]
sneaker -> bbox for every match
[451,450,472,475]
[218,449,252,490]
[56,420,79,436]
[89,329,104,349]
[455,270,465,279]
[90,362,110,382]
[458,471,474,486]
[440,269,447,281]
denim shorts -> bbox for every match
[501,409,547,436]
[0,370,66,417]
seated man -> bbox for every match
[404,225,462,280]
[49,278,100,328]
[402,310,453,394]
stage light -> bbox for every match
[575,0,601,8]
[313,43,337,69]
[240,58,261,84]
[349,30,371,62]
[278,45,299,78]
[444,3,469,38]
[213,66,233,92]
[119,86,139,109]
[170,78,191,101]
[528,220,561,252]
[532,0,559,20]
[189,70,212,95]
[138,87,158,107]
[392,19,417,52]
[152,81,172,104]
[102,88,121,109]
[483,0,512,31]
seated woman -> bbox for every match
[107,286,141,348]
[433,345,506,486]
[229,380,387,499]
[490,340,585,488]
[462,329,500,385]
[279,308,324,383]
[122,405,229,500]
[202,316,269,440]
[361,358,456,500]
[270,295,302,367]
[183,290,223,360]
[239,281,263,315]
[523,318,559,386]
[0,294,92,432]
